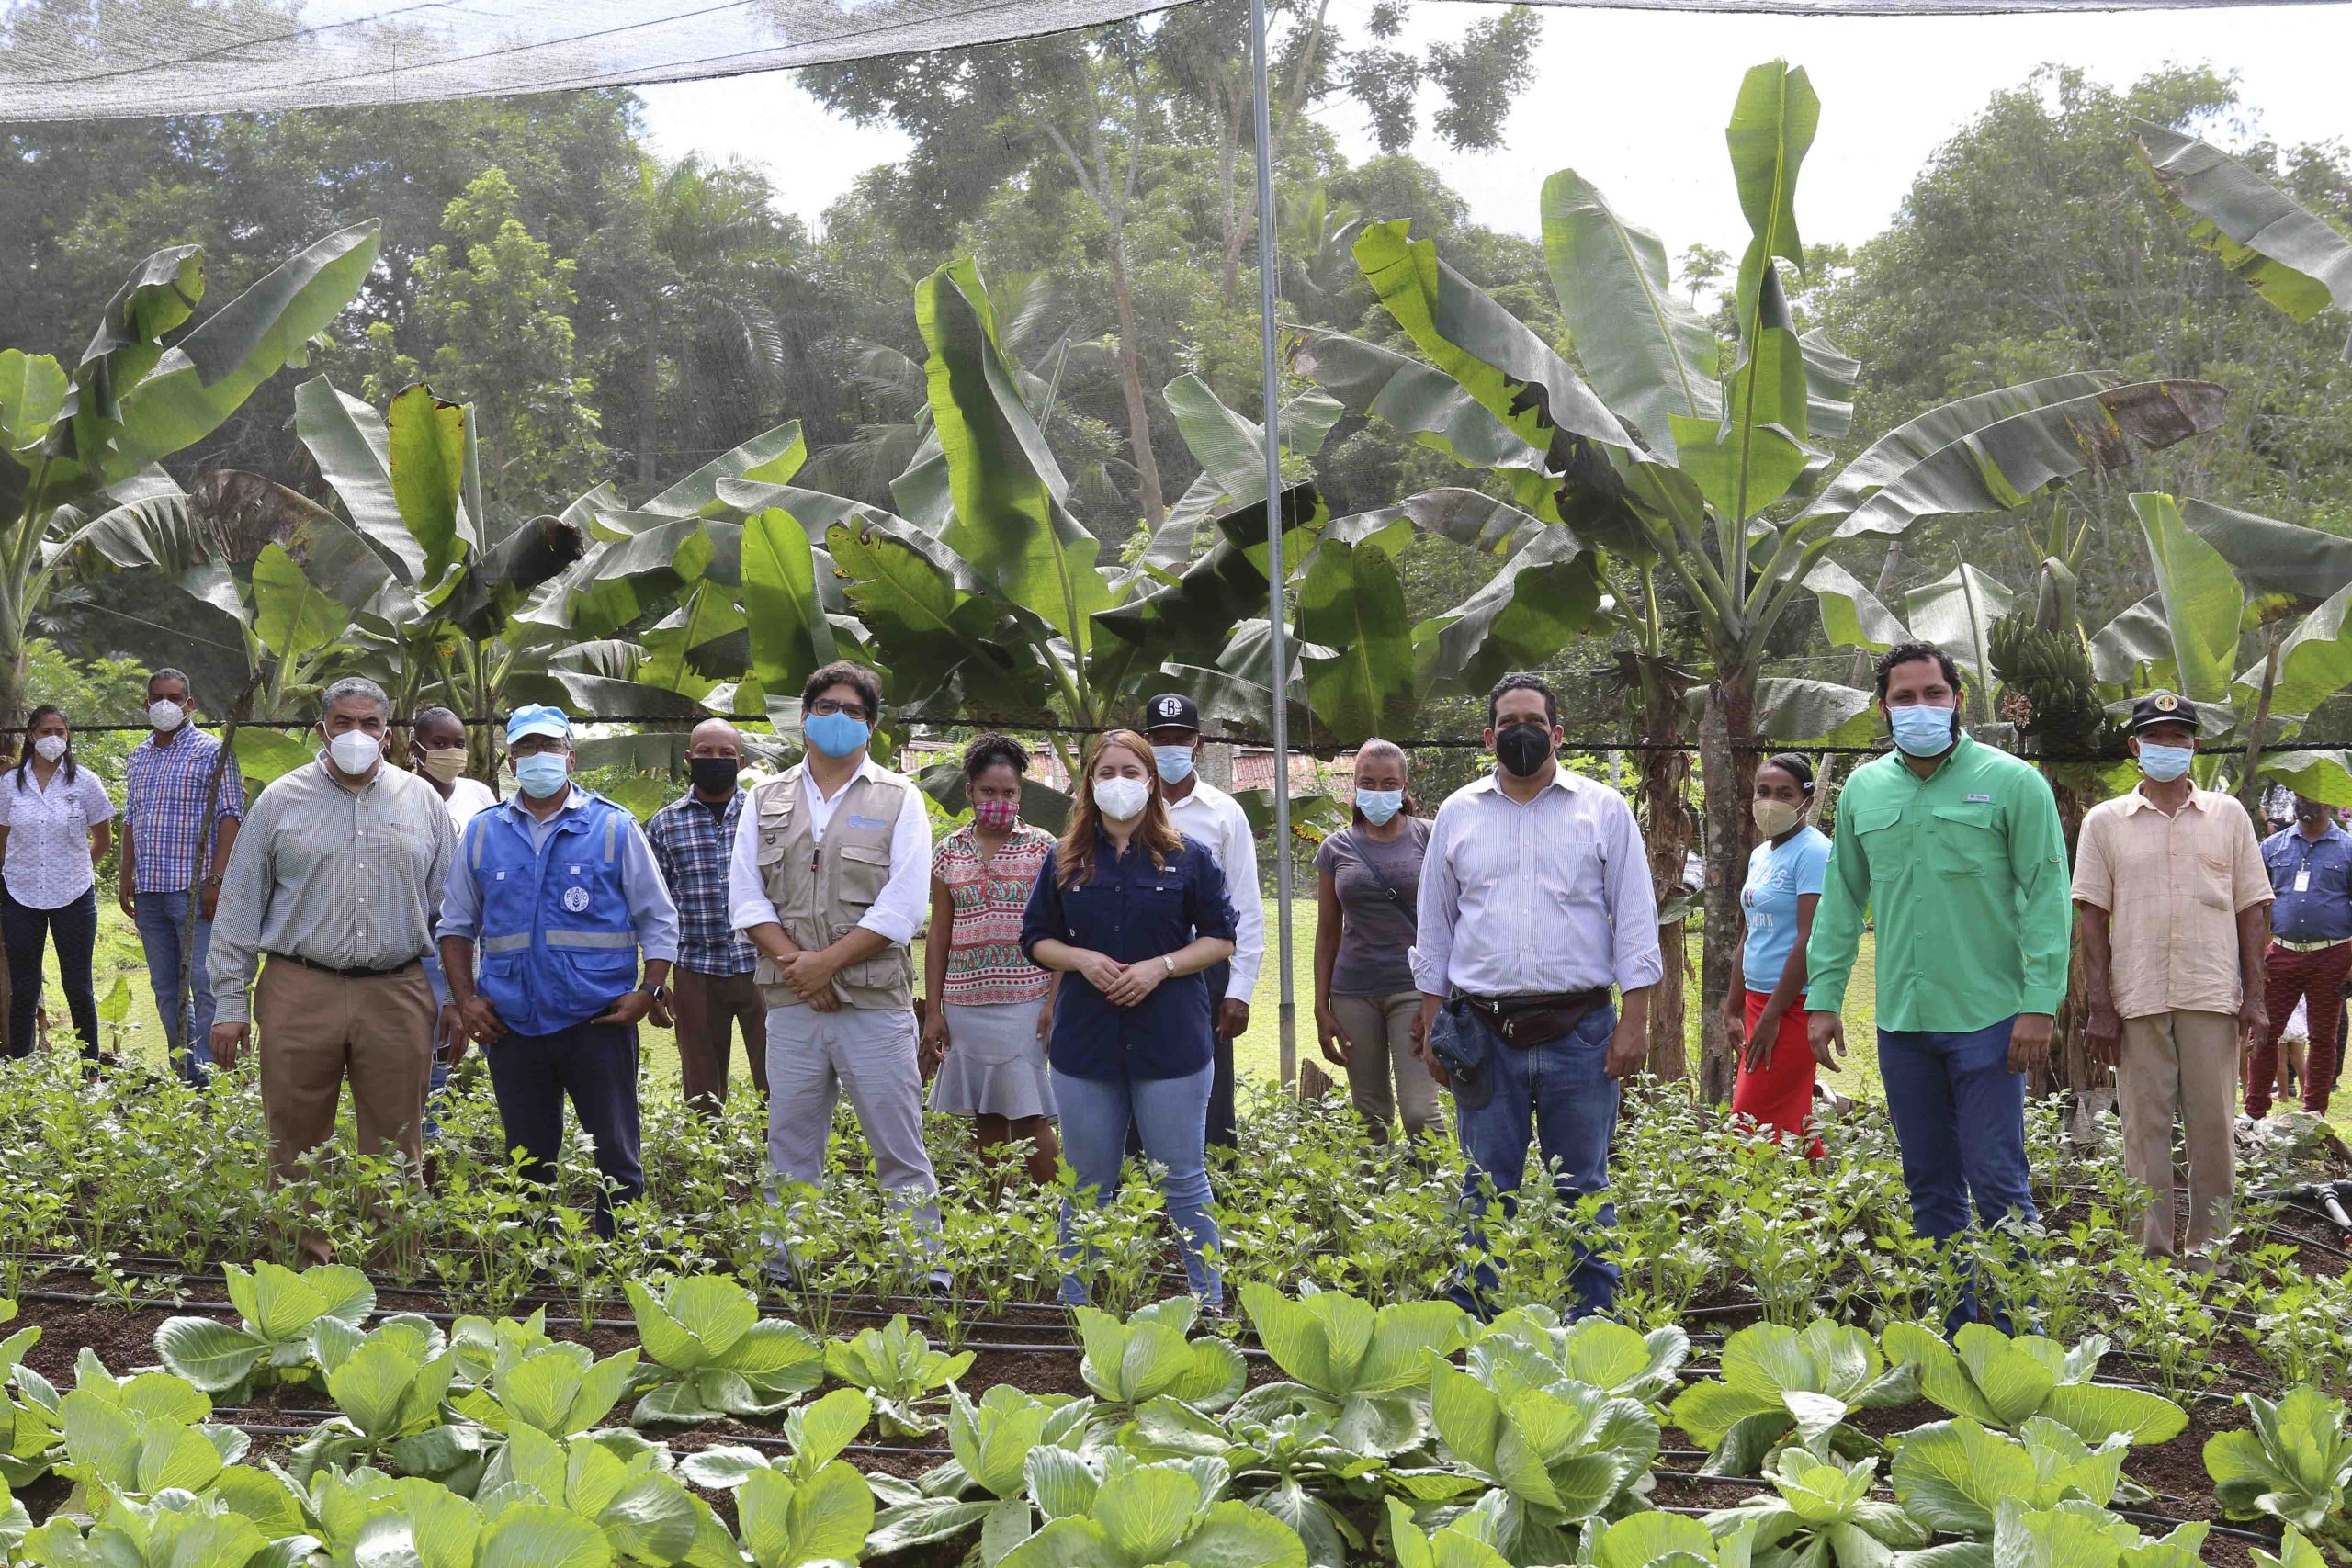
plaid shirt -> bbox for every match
[123,728,245,894]
[647,789,756,976]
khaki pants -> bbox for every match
[255,958,435,1262]
[2119,1010,2239,1258]
[674,969,767,1110]
[1329,990,1442,1142]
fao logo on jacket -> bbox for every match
[562,886,592,913]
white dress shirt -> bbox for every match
[725,757,933,947]
[1163,778,1263,1004]
[0,763,113,909]
[1410,767,1664,999]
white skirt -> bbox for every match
[929,998,1058,1120]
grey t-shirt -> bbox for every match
[1316,817,1433,998]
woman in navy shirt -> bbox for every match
[1022,729,1235,1306]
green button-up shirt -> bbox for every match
[1805,732,2072,1032]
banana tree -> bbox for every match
[257,378,594,775]
[1289,61,2228,1096]
[0,225,380,725]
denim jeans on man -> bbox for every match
[1448,999,1619,1319]
[132,889,216,1083]
[1056,1063,1221,1306]
[1878,1016,2036,1333]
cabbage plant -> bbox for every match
[20,1488,310,1568]
[1381,1495,1512,1568]
[1472,1309,1689,1406]
[286,1317,481,1491]
[822,1315,974,1437]
[1881,1324,2188,1447]
[1669,1321,1918,1473]
[56,1373,248,1506]
[153,1263,376,1401]
[1890,1416,2131,1561]
[625,1275,823,1425]
[451,1339,641,1448]
[2202,1386,2352,1547]
[1238,1285,1470,1456]
[475,1425,704,1565]
[1978,1499,2207,1568]
[994,1451,1307,1568]
[1425,1353,1661,1563]
[1701,1449,1928,1568]
[866,1386,1094,1562]
[1125,1399,1385,1568]
[1077,1298,1246,1411]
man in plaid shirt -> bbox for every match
[117,669,244,1083]
[646,718,765,1110]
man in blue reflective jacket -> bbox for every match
[439,705,679,1234]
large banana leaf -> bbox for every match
[2125,491,2244,705]
[1351,220,1635,459]
[823,513,1022,711]
[441,513,590,642]
[107,223,379,482]
[1806,558,1907,653]
[917,257,1112,659]
[640,422,808,520]
[250,541,347,665]
[1093,483,1326,687]
[1799,329,1859,444]
[42,245,204,492]
[2134,120,2352,360]
[1753,677,1877,746]
[0,350,69,462]
[1414,525,1605,694]
[1296,537,1417,745]
[1726,62,1819,346]
[1281,328,1550,478]
[1804,374,2113,523]
[2183,498,2352,604]
[639,581,746,694]
[289,378,432,585]
[1904,565,2016,716]
[50,482,241,625]
[2258,750,2352,807]
[387,384,473,587]
[1540,169,1723,458]
[1322,486,1551,558]
[741,507,834,694]
[1156,661,1314,744]
[2260,576,2352,717]
[1828,380,2227,538]
[1144,378,1341,573]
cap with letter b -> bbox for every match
[1141,693,1200,733]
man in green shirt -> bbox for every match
[1806,641,2071,1332]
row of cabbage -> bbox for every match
[0,1264,2344,1568]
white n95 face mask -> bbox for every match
[1093,776,1150,822]
[147,700,187,733]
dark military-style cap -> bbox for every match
[2128,691,2199,734]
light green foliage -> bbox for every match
[1670,1322,1918,1475]
[1238,1285,1470,1459]
[1881,1323,2188,1447]
[1702,1449,1930,1568]
[1470,1306,1689,1406]
[1076,1297,1247,1411]
[992,1450,1308,1568]
[153,1262,376,1401]
[866,1385,1092,1561]
[625,1275,823,1425]
[2202,1386,2352,1541]
[821,1314,974,1437]
[1889,1416,2129,1540]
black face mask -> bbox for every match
[1495,722,1553,779]
[689,756,741,795]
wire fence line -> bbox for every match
[31,713,2335,764]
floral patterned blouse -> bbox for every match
[933,822,1056,1006]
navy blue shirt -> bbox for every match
[1021,831,1237,1081]
[2261,823,2352,942]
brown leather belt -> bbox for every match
[267,951,424,979]
[1461,987,1611,1047]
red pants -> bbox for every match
[2249,940,2349,1116]
[1734,991,1824,1156]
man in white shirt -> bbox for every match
[727,661,943,1284]
[1412,672,1661,1319]
[1142,692,1263,1149]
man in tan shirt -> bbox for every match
[2073,692,2271,1261]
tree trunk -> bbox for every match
[1216,91,1245,304]
[1108,236,1166,530]
[1696,668,1759,1105]
[1635,659,1694,1079]
[2044,774,2098,1104]
[0,624,24,1056]
[638,333,661,491]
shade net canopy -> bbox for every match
[3,0,2343,121]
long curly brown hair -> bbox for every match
[1056,729,1184,887]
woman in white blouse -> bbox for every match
[0,707,116,1062]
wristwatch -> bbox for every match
[1162,956,1175,977]
[637,981,670,1004]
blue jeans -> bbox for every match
[132,890,216,1084]
[1055,1064,1220,1305]
[1449,1000,1620,1319]
[1878,1018,2036,1333]
[420,952,454,1139]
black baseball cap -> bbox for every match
[1141,693,1200,733]
[2128,691,2199,734]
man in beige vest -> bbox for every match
[727,661,942,1284]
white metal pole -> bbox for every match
[1248,0,1296,1091]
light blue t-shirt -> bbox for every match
[1740,825,1832,996]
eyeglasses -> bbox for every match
[808,699,870,721]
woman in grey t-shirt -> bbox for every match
[1312,739,1438,1143]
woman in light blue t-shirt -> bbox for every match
[1720,753,1832,1153]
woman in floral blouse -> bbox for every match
[921,734,1060,1185]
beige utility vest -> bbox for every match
[751,764,916,1011]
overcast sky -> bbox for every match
[635,0,2350,261]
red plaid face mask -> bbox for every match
[973,797,1020,831]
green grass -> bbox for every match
[53,897,2346,1133]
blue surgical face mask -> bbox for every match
[1153,744,1196,784]
[1887,702,1957,759]
[514,752,571,799]
[2138,742,2193,783]
[1357,787,1404,826]
[804,711,871,760]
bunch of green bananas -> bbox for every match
[1990,611,2118,758]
